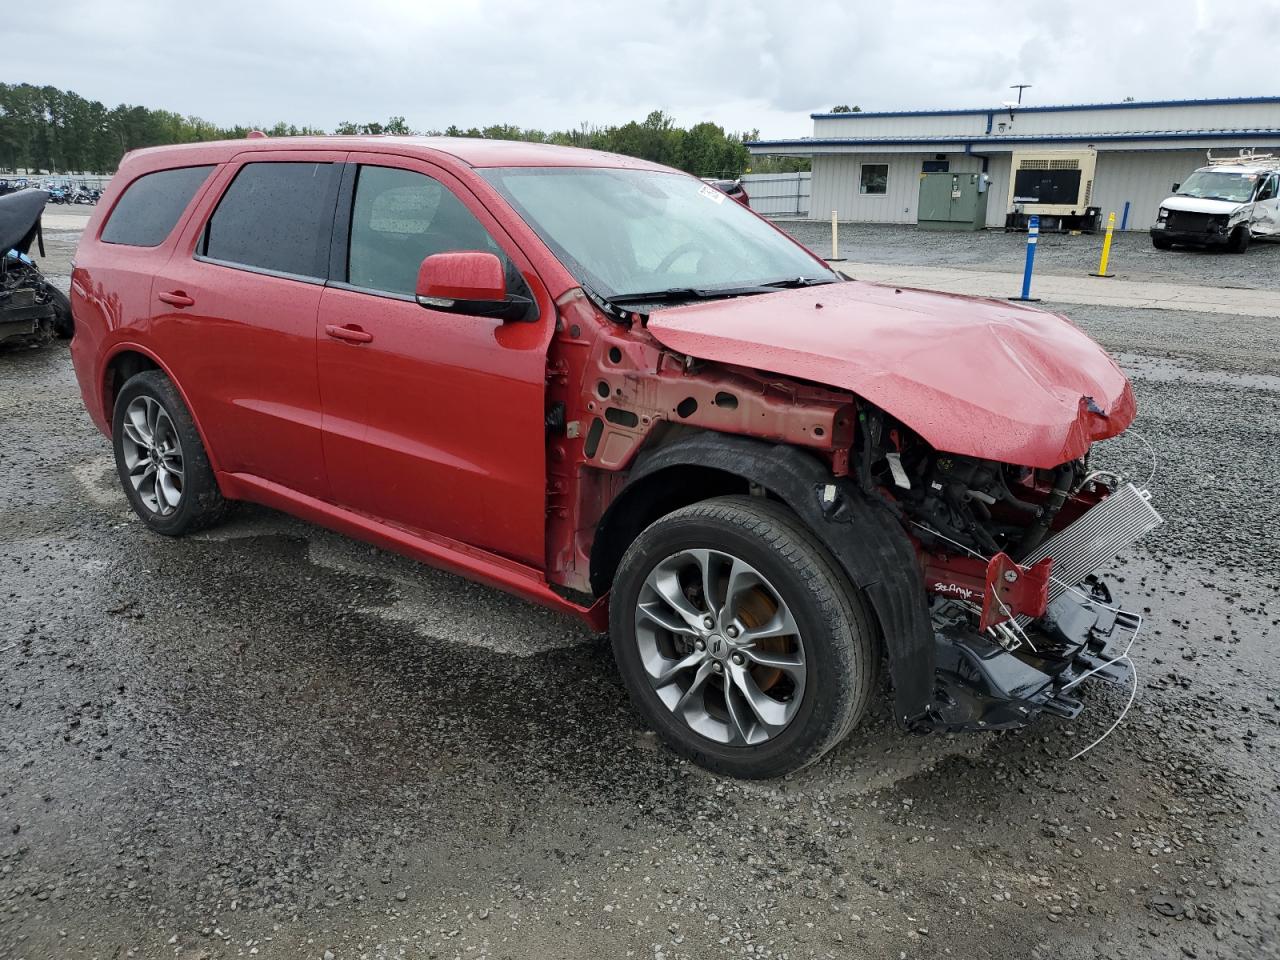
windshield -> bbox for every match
[479,167,834,300]
[1175,170,1259,203]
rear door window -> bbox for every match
[200,161,340,279]
[101,165,214,247]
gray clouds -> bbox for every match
[8,0,1276,137]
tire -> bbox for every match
[1229,225,1251,254]
[1151,235,1173,251]
[47,285,73,338]
[609,495,875,778]
[112,370,227,536]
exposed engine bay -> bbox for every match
[1,250,60,347]
[0,188,68,348]
[854,403,1161,737]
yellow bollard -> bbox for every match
[1091,211,1116,278]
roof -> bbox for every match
[809,96,1280,120]
[123,135,671,171]
[748,129,1280,151]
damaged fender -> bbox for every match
[598,432,935,727]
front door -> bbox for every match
[1250,173,1280,236]
[316,156,555,567]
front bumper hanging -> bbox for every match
[925,580,1141,731]
[915,482,1158,732]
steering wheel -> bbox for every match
[655,242,703,275]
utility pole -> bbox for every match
[1010,84,1032,105]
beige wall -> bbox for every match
[808,146,1280,231]
[810,152,1009,227]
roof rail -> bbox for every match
[1206,149,1276,166]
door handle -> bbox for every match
[157,290,195,308]
[325,323,373,344]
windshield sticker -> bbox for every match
[698,184,726,205]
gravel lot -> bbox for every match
[2,227,1278,960]
[779,220,1280,290]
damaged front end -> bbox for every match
[857,407,1162,733]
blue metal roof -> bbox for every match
[748,129,1280,150]
[809,96,1280,120]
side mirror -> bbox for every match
[1172,182,1180,192]
[415,251,534,322]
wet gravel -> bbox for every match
[1,229,1278,959]
[779,221,1280,289]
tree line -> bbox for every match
[1,83,810,178]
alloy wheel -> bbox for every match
[119,395,185,516]
[634,549,806,746]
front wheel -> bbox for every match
[1151,235,1173,250]
[1229,225,1251,253]
[609,496,875,778]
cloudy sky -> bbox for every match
[11,0,1276,138]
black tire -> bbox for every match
[1228,225,1251,254]
[47,285,73,338]
[1151,235,1173,251]
[609,495,875,778]
[112,370,227,536]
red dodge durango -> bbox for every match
[69,136,1160,778]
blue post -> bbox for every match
[1120,201,1130,231]
[1016,215,1039,301]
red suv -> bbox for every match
[70,136,1159,778]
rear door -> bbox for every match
[153,152,344,498]
[316,154,555,566]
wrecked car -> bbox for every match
[1152,154,1280,252]
[68,137,1159,778]
[1,188,73,347]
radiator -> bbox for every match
[1023,483,1163,605]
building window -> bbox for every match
[859,163,889,196]
[921,159,950,173]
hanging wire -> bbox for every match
[1067,657,1138,761]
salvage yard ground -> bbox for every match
[1,219,1277,960]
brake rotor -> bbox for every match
[734,586,793,693]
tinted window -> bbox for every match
[347,165,517,296]
[101,165,214,247]
[202,162,338,278]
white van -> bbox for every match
[1151,153,1280,252]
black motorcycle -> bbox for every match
[0,189,72,348]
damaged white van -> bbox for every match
[1151,154,1280,252]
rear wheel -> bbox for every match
[112,370,227,536]
[609,496,875,778]
[1228,225,1251,253]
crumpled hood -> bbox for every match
[645,281,1136,469]
[1161,195,1245,216]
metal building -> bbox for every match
[747,97,1280,231]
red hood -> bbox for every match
[645,281,1135,469]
